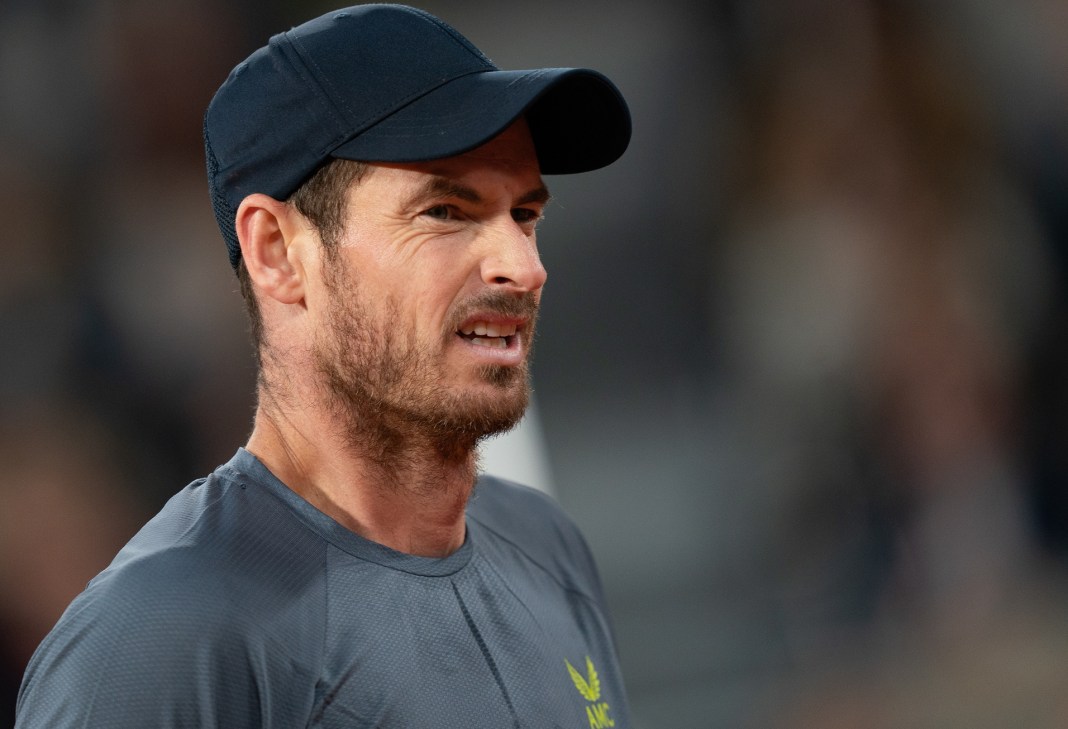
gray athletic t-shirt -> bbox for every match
[16,449,628,728]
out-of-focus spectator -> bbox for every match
[712,0,1066,723]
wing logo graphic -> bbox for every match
[565,655,615,728]
[565,656,601,702]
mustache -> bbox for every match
[446,290,540,331]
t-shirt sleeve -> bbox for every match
[15,554,319,728]
[16,463,329,728]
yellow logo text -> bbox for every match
[566,656,614,728]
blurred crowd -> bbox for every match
[710,1,1068,725]
[2,0,1067,726]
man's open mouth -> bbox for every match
[457,321,518,350]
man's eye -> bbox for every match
[422,204,452,220]
[512,208,541,225]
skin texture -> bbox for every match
[235,120,549,557]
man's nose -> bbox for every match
[478,223,548,293]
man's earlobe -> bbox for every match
[236,194,305,305]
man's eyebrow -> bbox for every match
[402,176,552,210]
[516,184,552,207]
[405,176,483,208]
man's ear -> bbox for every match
[235,193,307,305]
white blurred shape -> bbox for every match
[479,397,554,495]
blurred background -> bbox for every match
[3,0,1068,726]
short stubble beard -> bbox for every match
[313,251,538,470]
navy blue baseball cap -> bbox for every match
[204,4,632,270]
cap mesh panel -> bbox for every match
[204,116,241,271]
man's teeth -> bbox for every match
[458,321,516,349]
[460,322,517,338]
[471,336,508,349]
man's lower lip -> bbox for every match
[455,333,525,362]
[467,337,508,349]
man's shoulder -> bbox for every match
[467,475,603,593]
[16,459,327,728]
[467,474,575,536]
[121,461,318,563]
[51,455,328,653]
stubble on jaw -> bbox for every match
[312,256,538,482]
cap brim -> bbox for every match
[329,67,631,174]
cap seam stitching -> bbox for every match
[403,6,497,67]
[286,9,496,157]
[276,33,349,148]
[326,68,496,152]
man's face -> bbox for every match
[310,120,549,451]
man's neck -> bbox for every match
[244,399,478,558]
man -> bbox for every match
[16,4,631,728]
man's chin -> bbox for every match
[455,392,529,439]
[428,378,530,444]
